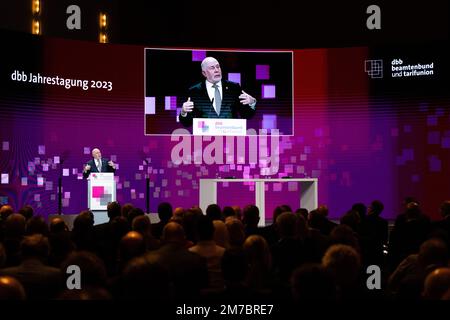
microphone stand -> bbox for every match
[144,158,150,214]
[58,159,64,215]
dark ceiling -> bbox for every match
[0,0,448,48]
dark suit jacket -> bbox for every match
[179,80,256,127]
[83,158,116,179]
[147,243,208,299]
[0,258,63,299]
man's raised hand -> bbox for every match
[182,97,194,115]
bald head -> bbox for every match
[162,222,185,244]
[0,276,26,300]
[201,57,221,84]
[173,207,185,217]
[120,231,145,255]
[91,148,101,160]
[201,57,219,71]
[0,205,14,220]
[423,268,450,299]
[5,213,26,237]
[122,231,144,245]
[50,217,68,233]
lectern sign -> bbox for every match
[88,172,116,210]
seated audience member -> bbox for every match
[71,210,95,252]
[271,213,306,284]
[243,235,273,295]
[48,217,75,268]
[388,202,431,271]
[0,234,62,299]
[0,275,26,300]
[117,231,146,273]
[364,200,389,266]
[322,244,363,300]
[189,215,226,293]
[422,268,450,300]
[25,216,49,236]
[206,204,223,221]
[213,219,230,249]
[260,205,292,246]
[117,255,169,300]
[18,205,34,221]
[242,205,262,237]
[147,222,208,300]
[3,213,26,266]
[388,238,448,300]
[291,263,336,300]
[132,215,160,251]
[225,218,246,250]
[220,248,251,301]
[152,202,173,239]
[222,206,237,221]
[431,200,450,247]
[61,250,108,291]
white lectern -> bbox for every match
[87,172,116,210]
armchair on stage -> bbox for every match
[87,172,116,210]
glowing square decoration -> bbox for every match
[1,174,9,184]
[442,137,450,149]
[37,177,44,186]
[288,182,298,192]
[63,169,70,176]
[62,199,70,207]
[38,145,45,155]
[84,147,90,155]
[64,192,71,199]
[273,183,282,192]
[228,73,241,85]
[92,186,105,198]
[21,177,28,186]
[262,84,276,98]
[54,156,60,164]
[165,96,177,111]
[145,97,156,115]
[2,141,9,151]
[429,155,441,172]
[262,115,277,130]
[428,131,440,144]
[192,50,206,62]
[256,65,270,80]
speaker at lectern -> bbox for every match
[87,172,116,210]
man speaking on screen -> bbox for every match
[179,57,257,127]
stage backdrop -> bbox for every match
[1,30,449,221]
